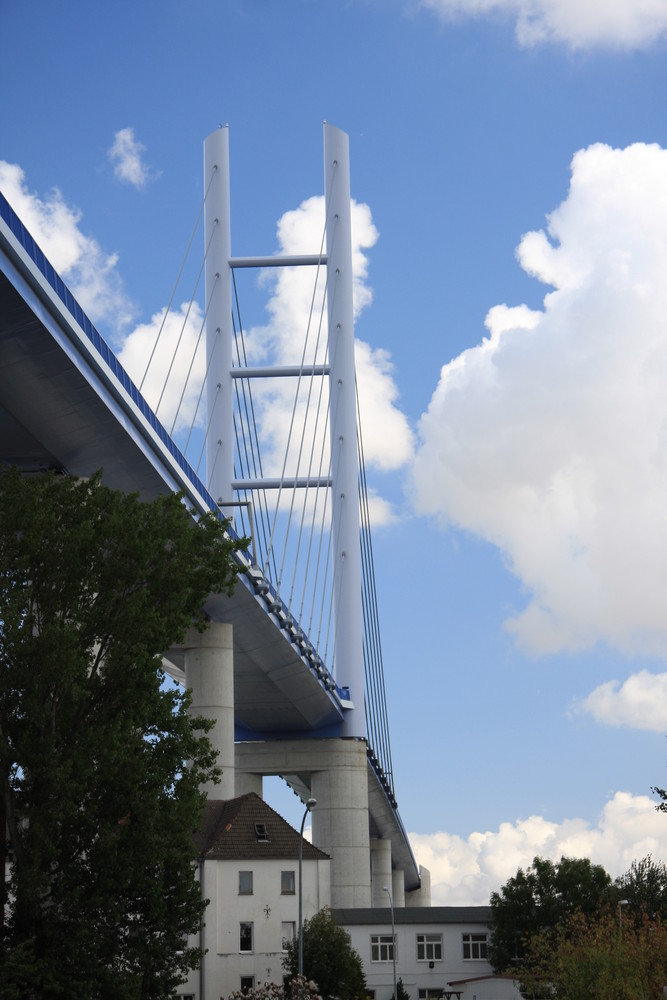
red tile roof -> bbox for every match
[194,792,329,861]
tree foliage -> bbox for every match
[392,977,410,1000]
[520,908,667,1000]
[615,855,667,923]
[488,855,614,972]
[0,468,246,999]
[283,907,367,1000]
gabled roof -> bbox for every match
[194,792,329,861]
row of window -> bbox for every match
[239,921,296,953]
[239,870,295,895]
[236,925,487,960]
[370,932,488,963]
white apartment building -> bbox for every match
[177,792,330,1000]
[330,907,521,1000]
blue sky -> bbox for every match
[3,0,667,904]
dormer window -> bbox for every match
[254,823,269,842]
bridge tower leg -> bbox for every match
[204,126,234,518]
[191,129,236,805]
[324,123,366,739]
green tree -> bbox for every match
[653,785,667,813]
[520,908,667,1000]
[0,468,245,999]
[283,907,367,1000]
[392,977,410,1000]
[488,855,615,972]
[615,856,667,923]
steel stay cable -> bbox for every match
[273,212,331,594]
[183,285,219,455]
[321,424,346,670]
[298,372,333,625]
[231,271,278,581]
[195,381,220,478]
[155,223,216,417]
[232,311,275,576]
[356,380,394,787]
[306,441,332,640]
[139,166,216,393]
[262,197,335,582]
[287,267,331,610]
[169,267,218,437]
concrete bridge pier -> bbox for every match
[235,738,372,908]
[370,838,392,906]
[182,622,235,800]
[392,868,406,908]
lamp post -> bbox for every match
[383,885,397,1000]
[298,797,317,977]
[619,898,629,934]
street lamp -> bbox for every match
[619,898,629,934]
[383,885,397,1000]
[298,797,317,976]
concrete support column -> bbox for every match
[183,622,235,800]
[370,838,392,907]
[310,740,371,908]
[392,869,405,909]
[234,737,372,907]
[406,865,432,907]
[235,772,263,797]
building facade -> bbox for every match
[331,907,521,1000]
[177,793,330,1000]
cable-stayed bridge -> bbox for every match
[0,125,423,907]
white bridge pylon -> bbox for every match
[203,124,365,740]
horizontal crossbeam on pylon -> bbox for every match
[231,365,330,378]
[231,477,332,490]
[229,254,327,268]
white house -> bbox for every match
[331,907,522,1000]
[177,792,330,1000]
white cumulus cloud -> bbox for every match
[410,791,667,905]
[412,142,667,657]
[108,127,156,189]
[421,0,667,49]
[577,670,667,731]
[0,161,134,336]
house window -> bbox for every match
[371,934,396,962]
[240,922,254,952]
[282,920,296,950]
[239,870,253,895]
[240,977,255,993]
[462,932,488,960]
[417,933,443,961]
[254,823,269,842]
[281,870,296,894]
